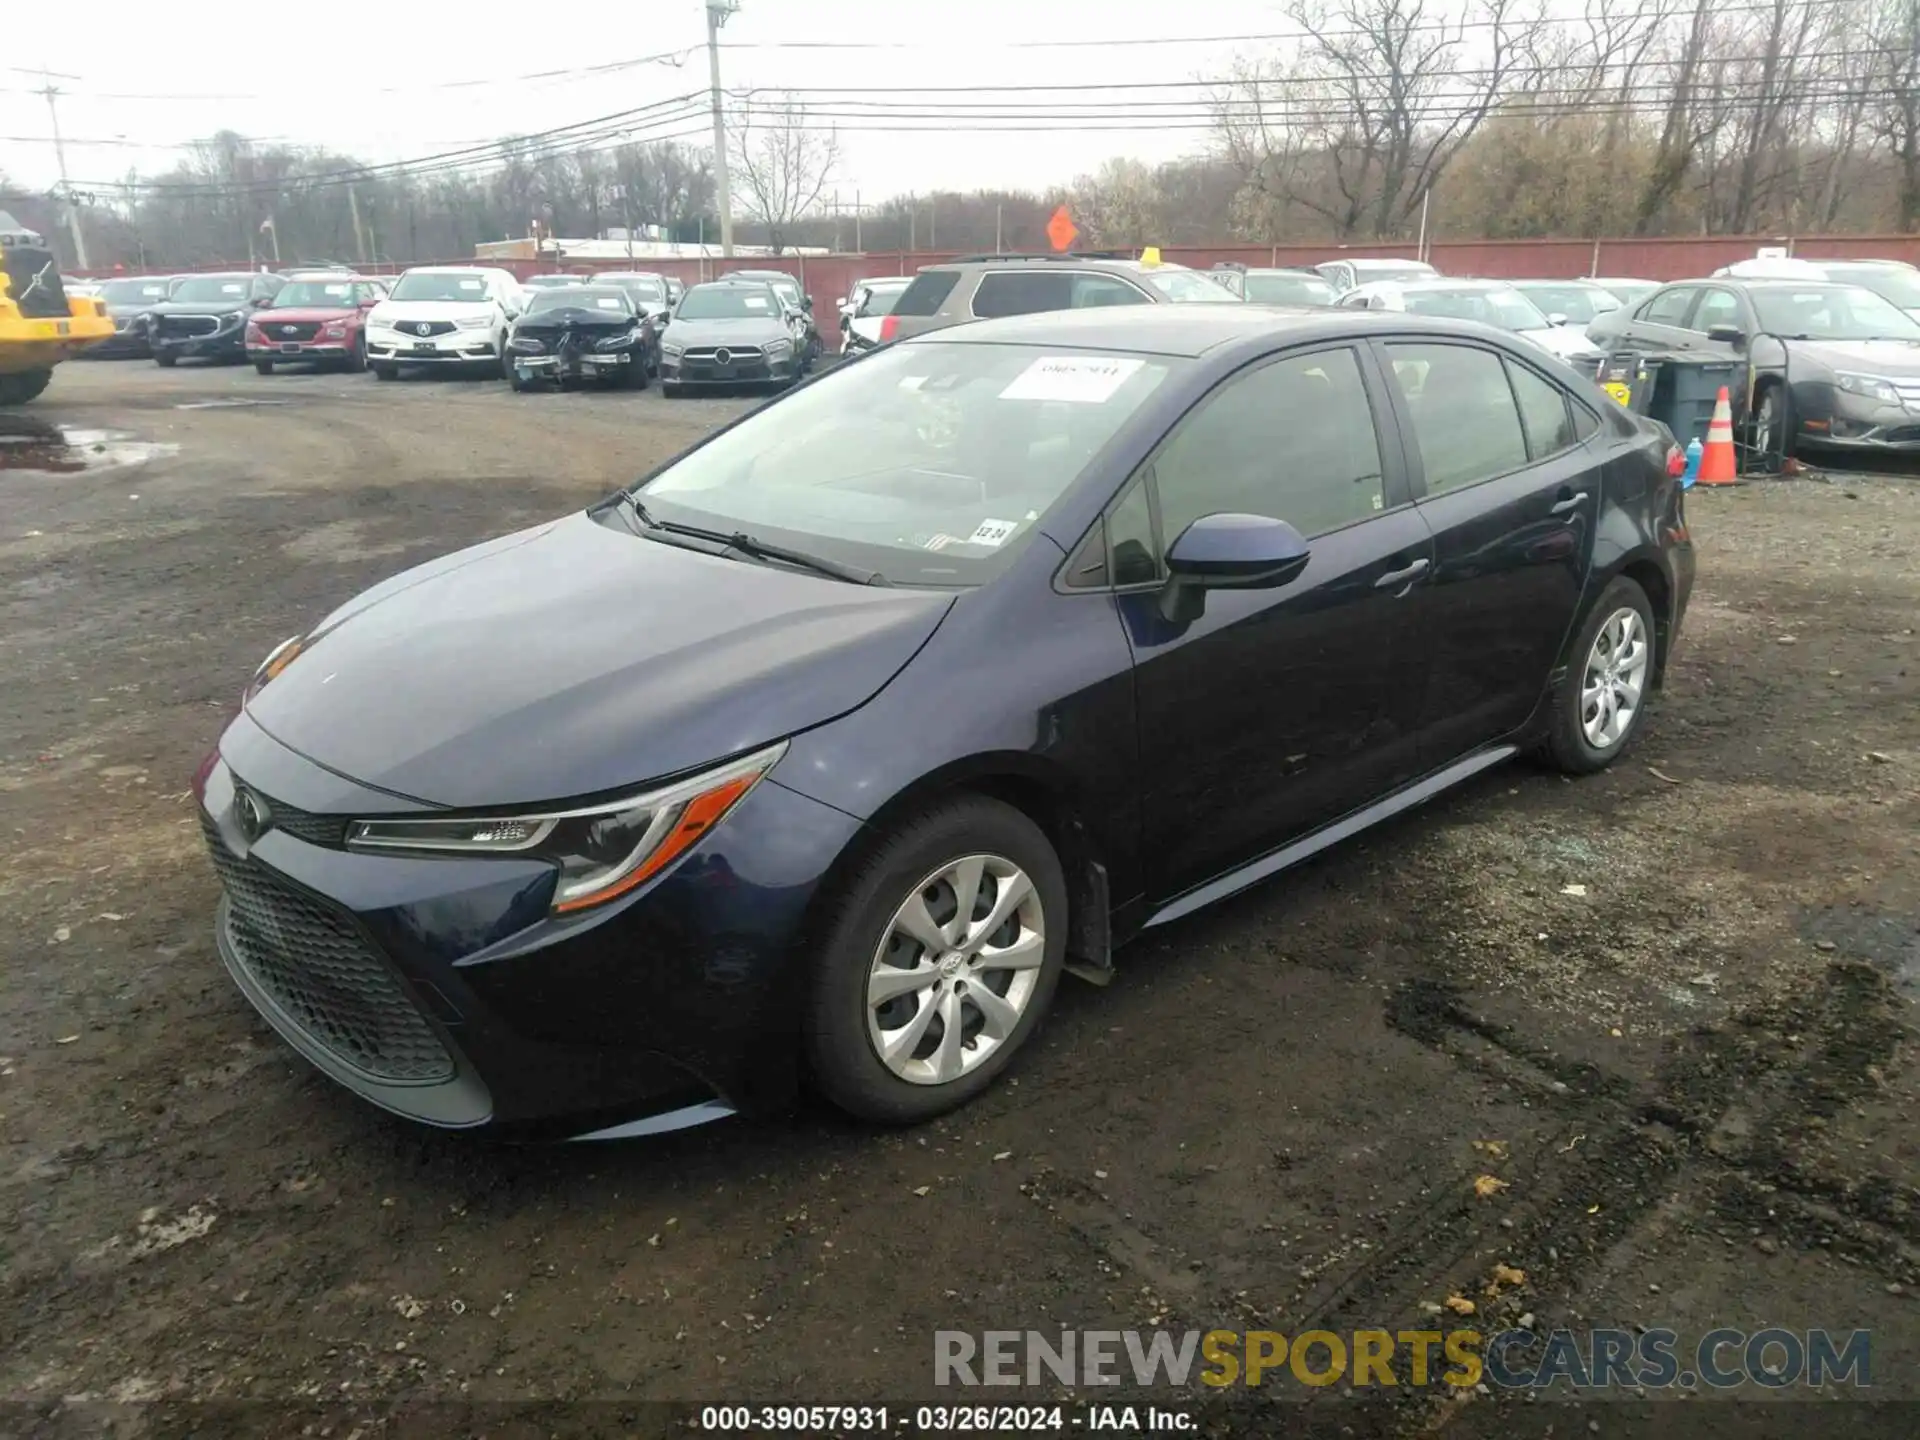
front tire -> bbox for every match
[0,367,52,405]
[804,796,1067,1124]
[253,359,274,375]
[1536,576,1657,775]
[1750,380,1788,472]
[154,352,178,368]
[372,363,398,381]
[343,334,367,373]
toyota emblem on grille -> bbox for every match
[233,787,270,842]
[714,347,732,365]
[416,322,433,336]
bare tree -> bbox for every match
[726,94,842,253]
[1869,0,1920,229]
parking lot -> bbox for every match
[3,359,1918,1432]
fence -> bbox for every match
[76,233,1920,325]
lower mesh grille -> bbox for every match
[203,813,454,1083]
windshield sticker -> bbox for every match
[898,375,928,391]
[969,518,1018,547]
[743,294,770,309]
[458,278,484,292]
[999,355,1144,404]
[922,533,966,552]
[595,297,624,310]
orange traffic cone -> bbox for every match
[1695,386,1739,485]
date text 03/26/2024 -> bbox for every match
[697,1406,1193,1433]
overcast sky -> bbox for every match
[0,0,1299,207]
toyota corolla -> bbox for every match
[197,306,1693,1140]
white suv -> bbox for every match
[365,266,524,380]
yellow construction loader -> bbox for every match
[0,211,113,405]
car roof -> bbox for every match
[1511,277,1606,286]
[1241,266,1332,277]
[913,303,1509,358]
[402,265,509,276]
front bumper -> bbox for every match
[511,348,637,383]
[1794,384,1920,452]
[83,321,153,358]
[366,330,499,365]
[195,713,862,1137]
[660,352,797,385]
[248,340,355,363]
[152,322,246,361]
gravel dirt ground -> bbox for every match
[2,360,1916,1439]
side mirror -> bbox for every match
[1166,513,1311,587]
[1706,323,1746,347]
[1547,312,1570,327]
[834,295,847,310]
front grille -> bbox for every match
[684,345,763,361]
[256,793,350,846]
[1889,380,1920,411]
[265,320,321,341]
[157,315,220,338]
[203,813,455,1083]
[397,320,455,338]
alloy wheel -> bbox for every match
[1581,607,1650,751]
[865,854,1046,1086]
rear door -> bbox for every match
[1376,340,1600,764]
[1622,284,1702,351]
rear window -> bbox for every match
[892,270,961,316]
[972,272,1074,318]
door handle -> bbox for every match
[1550,491,1590,516]
[1373,557,1430,591]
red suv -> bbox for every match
[246,275,387,373]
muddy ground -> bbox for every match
[1,360,1916,1439]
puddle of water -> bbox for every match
[0,420,177,476]
[172,398,291,411]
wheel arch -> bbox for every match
[1607,550,1675,688]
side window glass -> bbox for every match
[1694,289,1740,333]
[1570,403,1600,441]
[971,272,1073,318]
[1153,347,1386,544]
[1108,479,1159,586]
[1506,360,1578,458]
[1641,287,1695,327]
[1389,343,1529,495]
[1071,275,1151,309]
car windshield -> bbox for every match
[676,285,782,319]
[526,288,631,315]
[1360,266,1435,283]
[1513,284,1618,324]
[1142,269,1242,303]
[1823,265,1920,310]
[271,281,359,308]
[638,342,1182,586]
[1593,281,1657,308]
[855,283,910,316]
[1243,272,1337,305]
[737,274,799,302]
[524,276,587,288]
[1403,286,1551,331]
[606,276,666,301]
[170,277,252,303]
[99,278,171,305]
[1750,285,1920,340]
[389,272,493,302]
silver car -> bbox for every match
[658,281,804,395]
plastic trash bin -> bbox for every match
[1595,351,1661,415]
[1650,357,1741,445]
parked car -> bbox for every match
[725,269,821,369]
[882,254,1240,344]
[1582,277,1660,310]
[1212,265,1339,306]
[658,279,805,394]
[363,266,523,380]
[521,274,596,296]
[196,304,1693,1138]
[148,271,286,366]
[1340,279,1604,364]
[840,276,911,353]
[590,271,675,340]
[85,274,179,359]
[1508,279,1625,328]
[246,276,385,373]
[506,284,655,391]
[1588,276,1920,463]
[1714,257,1920,320]
[663,275,685,305]
[1315,258,1438,295]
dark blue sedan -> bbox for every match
[196,305,1695,1138]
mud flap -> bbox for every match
[1065,858,1114,987]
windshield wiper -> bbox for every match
[618,493,888,586]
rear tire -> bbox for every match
[804,795,1067,1124]
[1535,576,1657,775]
[154,353,178,368]
[253,359,274,375]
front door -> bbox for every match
[1118,343,1437,902]
[1375,340,1600,763]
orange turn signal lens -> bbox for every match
[551,772,758,913]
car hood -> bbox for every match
[243,510,954,808]
[370,299,497,325]
[148,299,253,318]
[666,317,791,346]
[513,310,633,335]
[1519,325,1602,360]
[104,299,168,317]
[253,306,361,324]
[1782,337,1920,374]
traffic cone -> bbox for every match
[1695,386,1738,485]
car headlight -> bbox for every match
[1835,371,1903,404]
[244,633,307,702]
[321,322,348,339]
[222,310,245,323]
[509,334,546,353]
[661,341,685,357]
[594,332,637,351]
[344,742,786,913]
[454,315,493,330]
[764,337,793,356]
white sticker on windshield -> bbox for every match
[898,375,928,391]
[595,297,623,310]
[999,355,1144,404]
[458,278,484,291]
[744,295,769,309]
[969,518,1018,548]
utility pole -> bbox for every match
[35,69,88,268]
[705,0,739,257]
[348,185,370,265]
